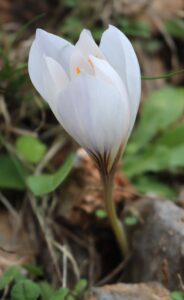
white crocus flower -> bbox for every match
[28,25,141,174]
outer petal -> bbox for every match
[28,29,71,99]
[28,38,46,99]
[28,40,69,120]
[35,29,70,59]
[56,75,130,169]
[42,56,69,118]
[100,25,141,131]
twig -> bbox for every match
[62,248,68,288]
[96,255,131,286]
[0,97,11,125]
[1,125,37,137]
[53,241,80,281]
[59,225,88,249]
[35,138,66,174]
[28,193,63,282]
[177,274,184,291]
[0,192,19,221]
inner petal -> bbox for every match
[75,29,105,59]
[70,30,109,80]
[70,48,94,79]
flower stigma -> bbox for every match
[75,66,81,74]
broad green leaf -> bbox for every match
[11,279,40,300]
[50,287,69,300]
[134,176,177,199]
[171,291,184,300]
[16,136,47,163]
[0,154,27,190]
[38,281,55,300]
[157,123,184,148]
[124,144,184,178]
[129,87,184,153]
[0,266,21,290]
[170,144,184,168]
[124,146,170,178]
[27,153,75,196]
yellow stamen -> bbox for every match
[75,66,81,74]
[88,58,94,69]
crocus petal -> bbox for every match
[28,42,69,120]
[56,75,130,169]
[70,48,92,80]
[42,56,69,118]
[100,25,141,131]
[28,38,46,100]
[35,29,70,60]
[89,56,128,101]
[75,29,104,59]
[28,29,70,101]
[57,44,75,76]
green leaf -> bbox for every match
[165,19,184,38]
[124,215,139,226]
[170,144,184,168]
[119,19,151,38]
[62,17,83,41]
[67,296,75,300]
[16,136,47,164]
[27,153,75,196]
[129,87,184,152]
[38,281,55,300]
[24,264,44,277]
[95,209,107,219]
[124,145,169,178]
[0,266,21,290]
[50,287,69,300]
[171,291,184,300]
[143,40,162,55]
[134,176,177,199]
[72,279,88,297]
[0,154,27,190]
[157,123,184,148]
[63,0,77,8]
[93,27,104,42]
[11,279,40,300]
[124,142,184,179]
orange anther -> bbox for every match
[75,66,81,74]
[88,58,94,68]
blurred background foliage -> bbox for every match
[0,0,183,199]
[0,0,184,297]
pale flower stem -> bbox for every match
[101,173,129,257]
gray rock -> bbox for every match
[89,282,171,300]
[129,198,184,289]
